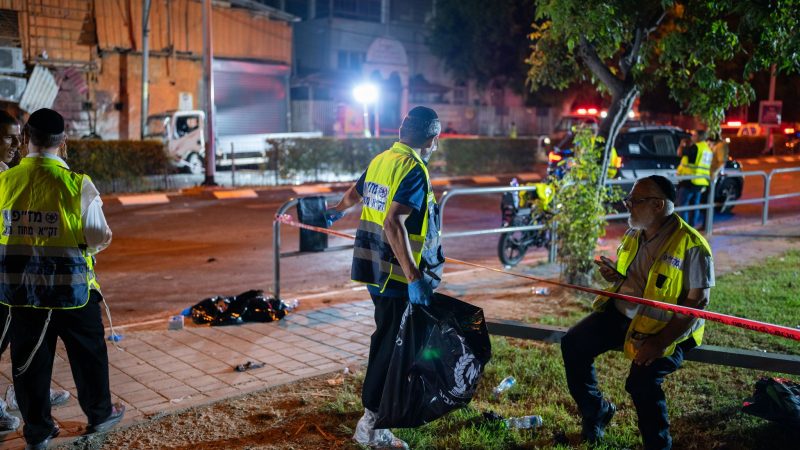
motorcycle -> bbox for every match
[497,184,552,267]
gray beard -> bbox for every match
[628,216,647,229]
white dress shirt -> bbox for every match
[24,153,113,255]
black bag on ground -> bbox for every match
[742,377,800,427]
[190,290,289,326]
[297,195,328,252]
[375,293,492,428]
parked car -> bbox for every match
[547,125,744,213]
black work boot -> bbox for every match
[581,400,616,443]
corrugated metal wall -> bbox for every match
[94,0,291,63]
[0,0,92,64]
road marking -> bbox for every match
[781,156,797,162]
[765,157,779,163]
[472,176,500,184]
[743,158,760,165]
[213,189,258,199]
[134,208,193,216]
[244,204,274,209]
[431,179,450,187]
[517,173,542,182]
[118,194,170,206]
[292,185,332,194]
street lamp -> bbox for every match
[353,83,379,137]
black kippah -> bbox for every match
[645,175,677,202]
[27,108,64,134]
[401,106,441,138]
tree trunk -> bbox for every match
[597,85,639,187]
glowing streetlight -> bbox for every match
[353,83,379,137]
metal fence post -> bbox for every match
[231,141,236,187]
[548,221,558,263]
[705,175,715,236]
[763,173,772,225]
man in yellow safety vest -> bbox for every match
[325,106,444,449]
[676,129,713,228]
[561,175,714,450]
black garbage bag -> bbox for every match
[375,293,492,429]
[742,377,800,427]
[190,290,289,326]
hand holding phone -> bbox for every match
[594,255,625,281]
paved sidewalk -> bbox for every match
[0,300,376,449]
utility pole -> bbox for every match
[202,0,217,185]
[765,64,777,155]
[140,0,152,139]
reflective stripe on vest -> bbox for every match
[592,214,712,359]
[677,141,713,186]
[351,142,434,292]
[0,157,91,309]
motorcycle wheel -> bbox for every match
[498,230,528,267]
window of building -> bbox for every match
[331,0,381,22]
[390,0,432,23]
[338,50,365,71]
[453,83,467,105]
[0,9,20,47]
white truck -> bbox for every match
[146,110,321,174]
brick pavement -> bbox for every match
[0,300,376,449]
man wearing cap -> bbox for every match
[560,175,714,450]
[326,106,445,449]
[0,108,124,449]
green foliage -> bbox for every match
[528,0,800,133]
[265,137,546,181]
[426,0,537,91]
[65,139,170,182]
[551,128,621,285]
[325,251,800,449]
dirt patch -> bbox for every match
[60,374,363,450]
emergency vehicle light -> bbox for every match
[726,121,742,127]
[548,152,562,163]
[784,127,795,134]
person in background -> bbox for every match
[0,109,124,449]
[676,129,713,228]
[325,106,445,449]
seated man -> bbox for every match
[561,175,714,450]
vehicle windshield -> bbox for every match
[555,117,598,132]
[146,117,168,138]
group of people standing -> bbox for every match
[0,109,124,450]
[328,106,714,450]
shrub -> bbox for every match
[65,139,170,182]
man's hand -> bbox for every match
[633,337,667,366]
[408,279,433,306]
[593,257,624,283]
[324,208,345,227]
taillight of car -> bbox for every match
[548,152,562,163]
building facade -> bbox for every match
[0,0,293,139]
[273,0,555,136]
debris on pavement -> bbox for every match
[107,333,123,342]
[168,315,184,330]
[531,287,550,296]
[189,290,292,326]
[234,361,265,372]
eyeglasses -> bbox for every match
[623,195,664,208]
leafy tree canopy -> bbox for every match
[427,0,537,92]
[528,0,800,176]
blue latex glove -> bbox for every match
[324,208,345,227]
[408,279,433,306]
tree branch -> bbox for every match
[620,27,644,78]
[577,35,624,97]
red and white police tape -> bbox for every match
[275,214,800,342]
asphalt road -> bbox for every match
[99,157,800,325]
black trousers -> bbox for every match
[361,294,407,413]
[10,291,112,444]
[561,305,694,450]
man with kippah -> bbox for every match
[0,108,124,449]
[561,175,714,450]
[326,106,445,449]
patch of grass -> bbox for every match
[325,251,800,449]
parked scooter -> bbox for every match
[497,179,553,267]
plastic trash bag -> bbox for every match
[190,290,289,326]
[742,377,800,427]
[375,293,492,428]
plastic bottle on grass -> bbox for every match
[504,415,543,429]
[493,376,516,399]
